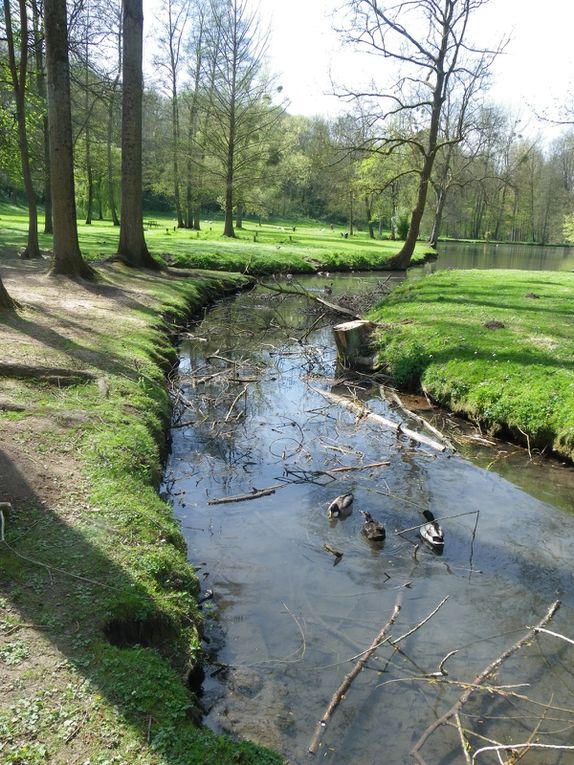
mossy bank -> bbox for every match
[368,269,574,461]
[0,257,281,765]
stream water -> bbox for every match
[164,254,574,765]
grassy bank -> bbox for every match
[368,270,574,461]
[0,203,435,273]
[0,259,281,765]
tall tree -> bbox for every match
[154,0,190,227]
[3,0,41,258]
[345,0,500,268]
[207,0,277,238]
[117,0,159,267]
[44,0,95,278]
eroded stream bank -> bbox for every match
[165,274,574,764]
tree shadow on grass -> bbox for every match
[0,448,280,764]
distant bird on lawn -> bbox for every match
[361,511,386,542]
[327,492,354,519]
[419,510,444,553]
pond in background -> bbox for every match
[427,240,574,272]
[164,277,574,764]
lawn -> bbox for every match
[0,203,435,273]
[368,269,574,460]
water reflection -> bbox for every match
[430,241,574,272]
[164,278,574,764]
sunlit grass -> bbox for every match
[0,203,435,272]
[369,269,574,459]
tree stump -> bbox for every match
[332,320,377,370]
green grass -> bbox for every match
[0,265,281,764]
[0,203,435,273]
[368,269,574,460]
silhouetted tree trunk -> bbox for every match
[44,0,95,278]
[117,0,159,268]
[0,274,16,311]
[31,0,52,234]
[4,0,41,258]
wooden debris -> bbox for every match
[411,600,561,765]
[207,484,284,505]
[308,594,403,756]
[312,387,448,453]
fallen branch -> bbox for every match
[207,484,284,505]
[383,387,455,452]
[308,593,402,757]
[258,280,361,319]
[472,743,574,763]
[411,600,561,765]
[312,387,447,453]
[330,460,390,473]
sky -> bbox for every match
[142,0,573,141]
[250,0,573,140]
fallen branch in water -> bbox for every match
[311,387,448,453]
[207,484,284,505]
[308,593,403,757]
[411,599,562,765]
[329,460,390,473]
[381,386,455,452]
[258,280,362,319]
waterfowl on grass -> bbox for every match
[361,511,386,542]
[419,510,444,552]
[327,492,354,518]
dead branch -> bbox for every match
[531,626,574,646]
[308,593,403,757]
[382,386,455,451]
[258,280,362,319]
[472,743,574,763]
[330,460,390,473]
[311,387,447,453]
[411,600,561,765]
[207,484,285,505]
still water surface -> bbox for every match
[164,254,574,764]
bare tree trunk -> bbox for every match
[85,124,94,224]
[223,111,236,237]
[4,0,41,259]
[31,0,52,234]
[117,0,159,268]
[365,196,374,239]
[44,0,95,278]
[428,186,446,248]
[107,75,121,227]
[236,201,243,228]
[0,274,16,311]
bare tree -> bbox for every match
[154,0,191,227]
[3,0,41,258]
[344,0,501,268]
[117,0,159,268]
[44,0,95,278]
[206,0,277,238]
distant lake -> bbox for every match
[428,240,574,272]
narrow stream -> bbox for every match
[164,274,574,764]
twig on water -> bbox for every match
[207,484,285,505]
[411,600,561,765]
[307,593,403,757]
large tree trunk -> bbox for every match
[365,196,374,239]
[4,0,41,259]
[44,0,95,278]
[0,274,16,311]
[85,124,94,224]
[117,0,159,268]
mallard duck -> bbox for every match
[327,492,354,518]
[361,511,386,542]
[419,510,444,552]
